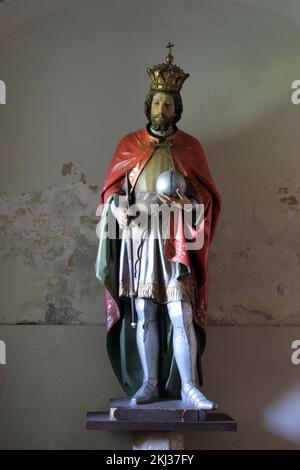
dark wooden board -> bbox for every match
[86,411,237,432]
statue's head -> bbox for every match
[145,44,189,131]
[144,90,183,131]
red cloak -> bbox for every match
[99,126,221,334]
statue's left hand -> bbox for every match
[158,188,192,209]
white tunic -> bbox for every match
[113,138,190,304]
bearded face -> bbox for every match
[150,92,176,131]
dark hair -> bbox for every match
[144,90,183,124]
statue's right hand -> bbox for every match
[115,206,129,229]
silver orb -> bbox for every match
[156,170,187,198]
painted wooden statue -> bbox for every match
[96,44,221,410]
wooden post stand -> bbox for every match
[86,398,237,450]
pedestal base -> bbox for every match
[133,431,184,450]
[86,398,237,450]
[109,398,207,422]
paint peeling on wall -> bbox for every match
[279,196,299,205]
[207,189,300,326]
[0,182,102,325]
[61,161,99,194]
[61,162,76,176]
[1,176,300,326]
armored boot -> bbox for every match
[167,300,218,410]
[131,298,159,405]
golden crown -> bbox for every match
[147,43,190,93]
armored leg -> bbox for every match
[167,300,217,410]
[131,298,159,405]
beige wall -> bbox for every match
[1,0,300,449]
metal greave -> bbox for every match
[166,300,197,388]
[134,298,159,385]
